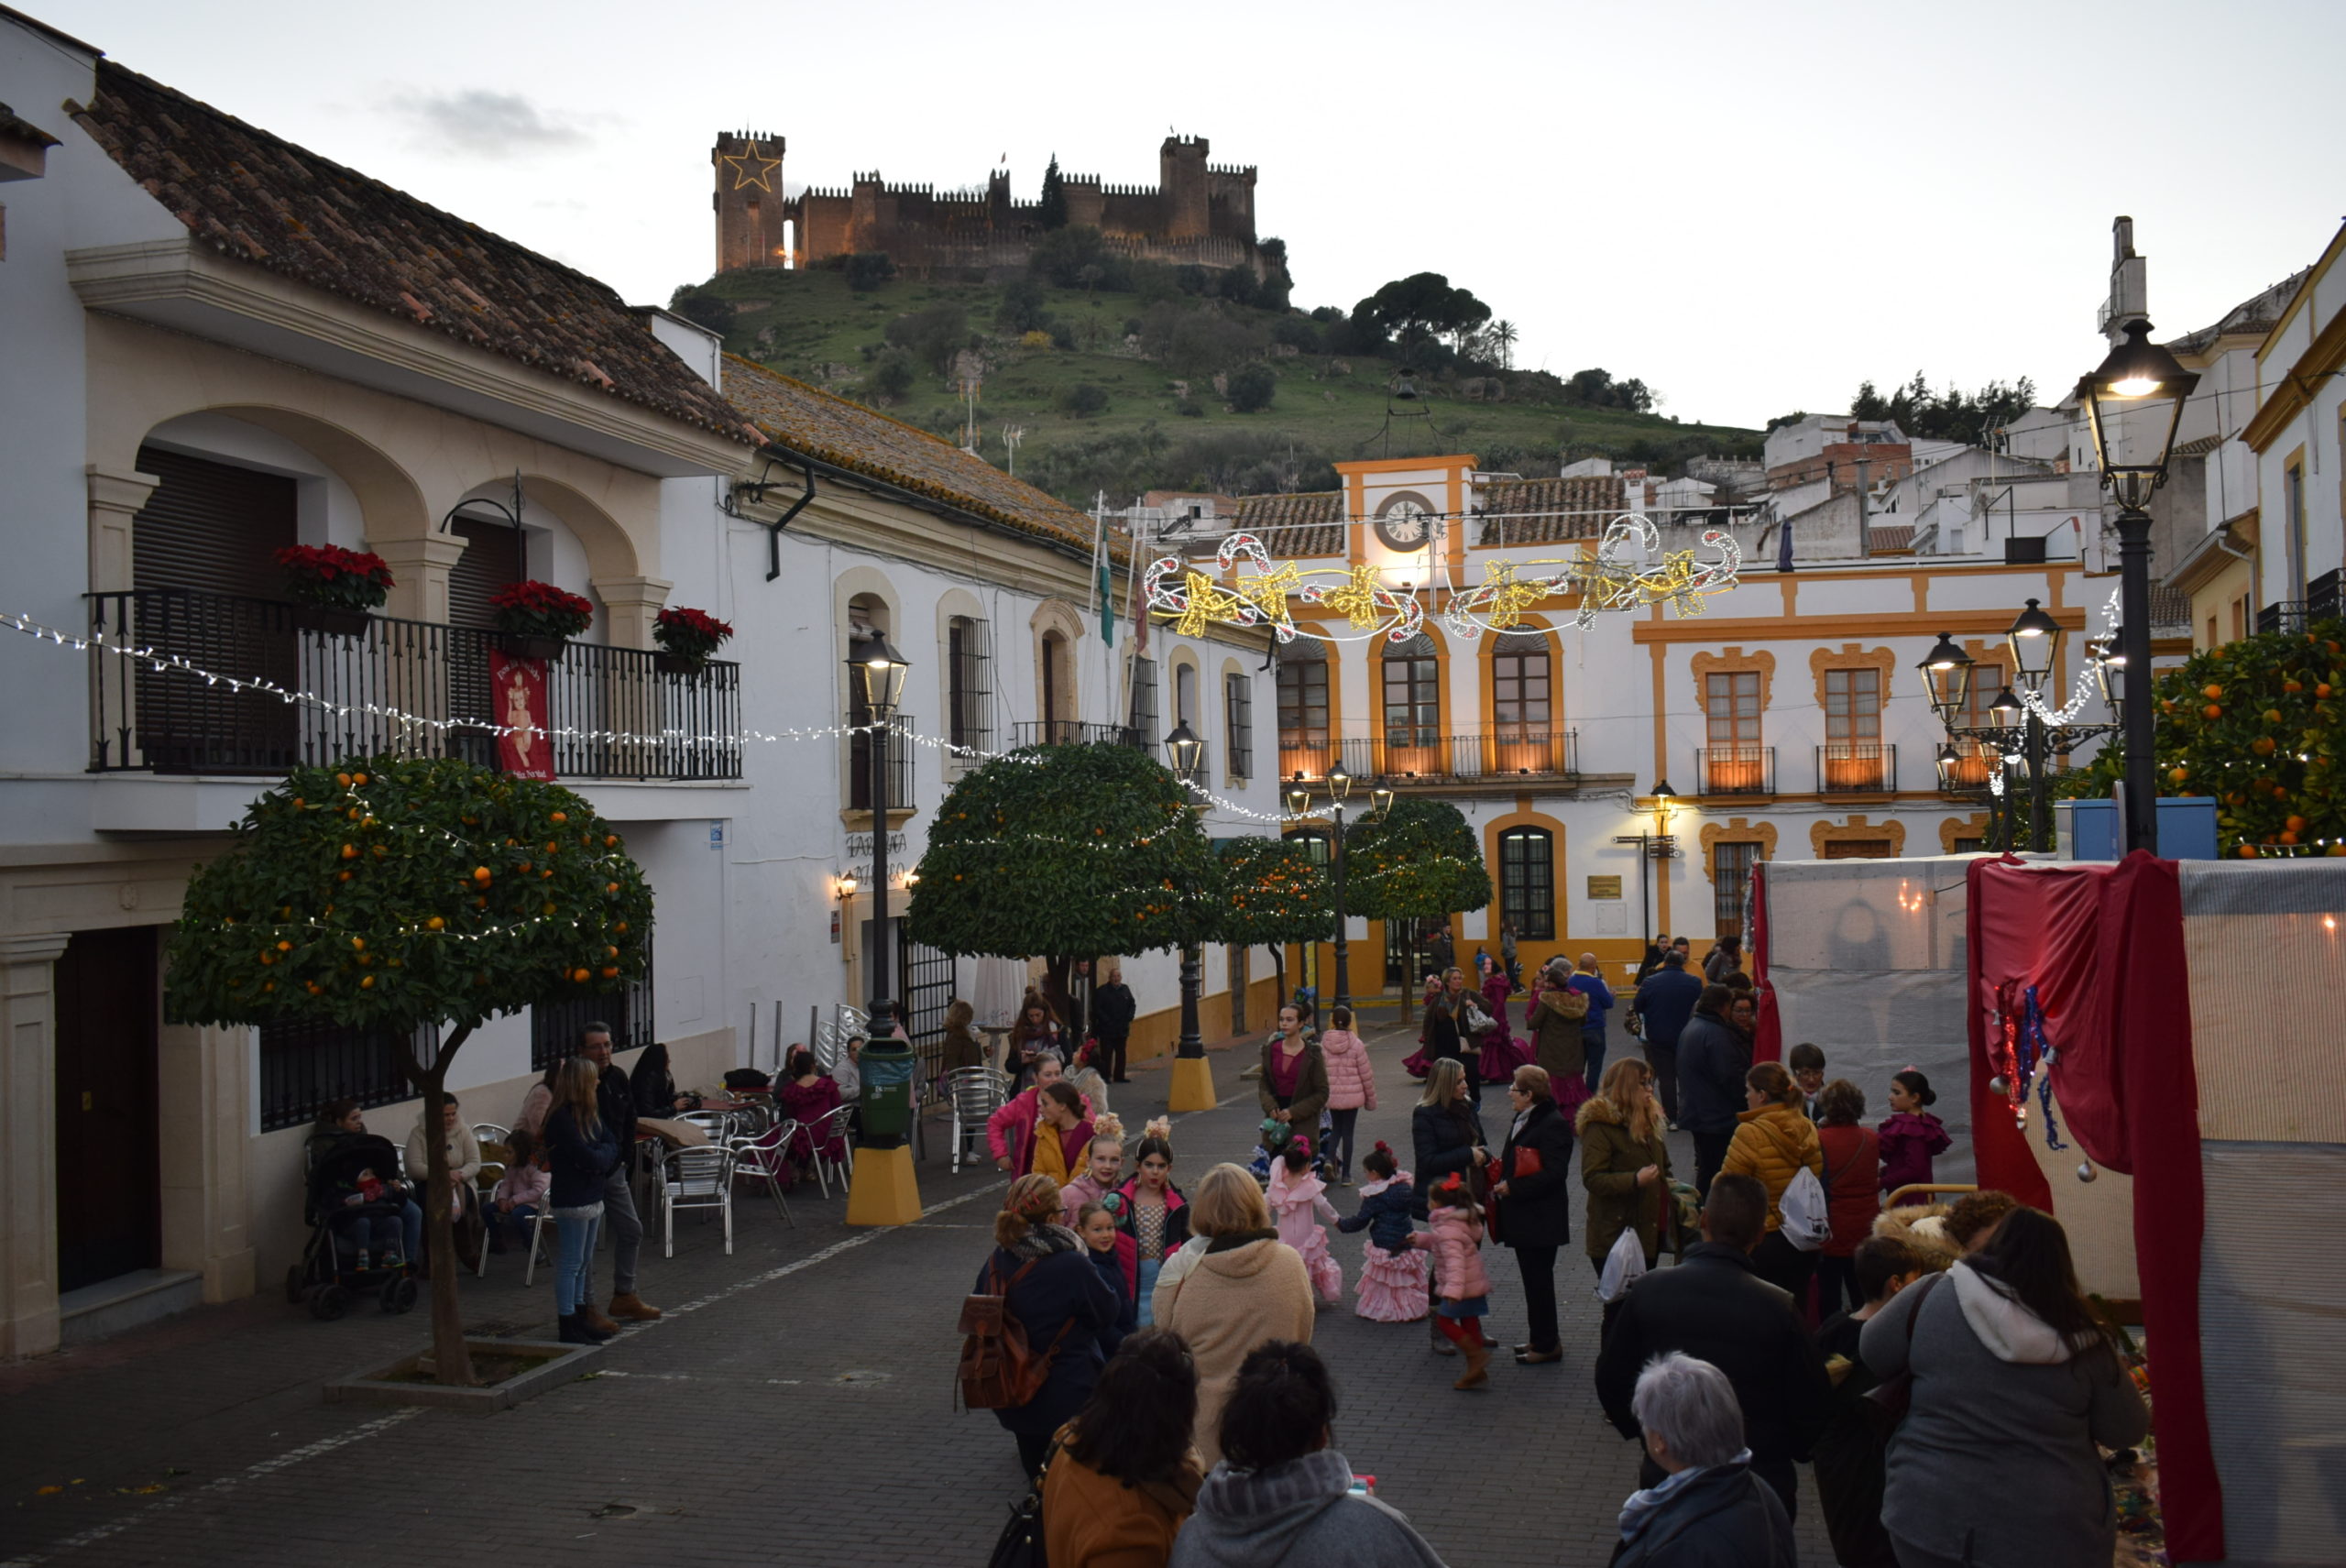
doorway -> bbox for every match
[53,927,162,1293]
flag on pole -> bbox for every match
[1776,517,1796,574]
[1127,501,1148,654]
[1091,493,1114,646]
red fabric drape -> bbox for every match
[1966,852,2221,1561]
[1749,861,1782,1065]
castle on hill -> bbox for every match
[711,132,1261,278]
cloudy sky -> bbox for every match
[38,0,2346,429]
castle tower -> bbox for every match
[1160,134,1210,240]
[713,131,786,272]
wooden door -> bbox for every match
[53,927,161,1292]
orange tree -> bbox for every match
[908,742,1218,1025]
[162,756,654,1383]
[2057,618,2346,856]
[1342,797,1491,1018]
[1206,836,1334,1018]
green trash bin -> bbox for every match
[858,1039,916,1148]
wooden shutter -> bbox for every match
[131,445,296,595]
[447,519,524,629]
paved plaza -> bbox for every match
[1,1019,1834,1568]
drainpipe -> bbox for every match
[762,464,817,582]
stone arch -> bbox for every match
[1029,598,1086,732]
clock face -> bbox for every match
[1376,501,1432,552]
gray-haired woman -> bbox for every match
[1615,1352,1796,1567]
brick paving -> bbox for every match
[0,1020,1833,1567]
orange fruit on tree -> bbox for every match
[2202,683,2222,699]
[352,773,367,785]
[335,772,351,786]
[474,866,492,883]
[350,937,365,950]
[340,843,357,859]
[2265,708,2285,724]
[2168,766,2188,784]
[601,966,619,979]
[2203,705,2222,719]
[426,916,445,930]
[2238,844,2260,859]
[2287,816,2308,832]
[572,967,591,983]
[2285,680,2303,693]
[551,811,567,824]
[359,975,375,989]
[614,920,628,933]
[2320,685,2335,699]
[337,871,352,883]
[278,939,292,951]
[2253,737,2276,755]
[605,835,618,847]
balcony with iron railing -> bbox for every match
[1816,740,1896,795]
[1278,729,1580,794]
[846,714,916,812]
[1695,744,1775,797]
[1010,719,1146,750]
[89,588,742,781]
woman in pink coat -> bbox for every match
[1316,1003,1376,1186]
[985,1056,1093,1174]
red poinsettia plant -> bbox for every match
[274,543,394,611]
[653,606,736,664]
[489,580,596,641]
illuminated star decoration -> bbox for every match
[1217,533,1301,640]
[1442,559,1558,637]
[721,140,782,192]
[1175,571,1244,638]
[1307,563,1395,630]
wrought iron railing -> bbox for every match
[847,715,916,812]
[1817,740,1896,794]
[87,588,741,780]
[1010,720,1147,749]
[1277,729,1580,784]
[1696,744,1775,795]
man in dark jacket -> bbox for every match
[1674,985,1751,1200]
[1611,1351,1796,1568]
[1493,1066,1575,1364]
[1090,961,1137,1083]
[1595,1174,1833,1523]
[1630,952,1703,1126]
[579,1023,659,1330]
[1423,923,1455,982]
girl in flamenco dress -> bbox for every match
[1266,1136,1345,1306]
[1337,1142,1429,1321]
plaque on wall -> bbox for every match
[1586,875,1624,900]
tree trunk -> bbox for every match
[1265,942,1285,1022]
[404,1024,477,1387]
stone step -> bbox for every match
[59,1267,203,1347]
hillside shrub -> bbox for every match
[1227,363,1277,413]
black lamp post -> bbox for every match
[1164,721,1207,1062]
[2005,599,2065,854]
[849,627,911,1091]
[2077,318,2199,854]
[1615,779,1678,946]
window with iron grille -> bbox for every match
[1498,827,1555,940]
[1492,633,1551,736]
[532,933,655,1070]
[259,1019,435,1133]
[947,616,992,753]
[1952,837,1987,854]
[1276,651,1328,742]
[1711,840,1760,938]
[1225,672,1254,781]
[1383,632,1441,747]
[1129,656,1158,742]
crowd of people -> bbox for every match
[963,932,2143,1568]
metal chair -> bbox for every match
[805,1103,855,1198]
[729,1120,798,1227]
[675,1109,737,1146]
[522,1204,557,1287]
[659,1146,738,1256]
[948,1067,1011,1174]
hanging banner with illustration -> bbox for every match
[488,648,554,781]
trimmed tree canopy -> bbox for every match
[2059,618,2346,857]
[909,742,1218,959]
[166,756,655,1034]
[1342,797,1492,920]
[1208,837,1333,947]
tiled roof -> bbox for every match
[2150,583,2193,630]
[721,356,1100,553]
[1866,524,1916,553]
[1473,475,1628,543]
[76,61,757,446]
[1233,490,1346,557]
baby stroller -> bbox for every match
[289,1133,420,1321]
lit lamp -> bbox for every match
[2094,641,2127,711]
[1919,631,1974,727]
[2077,317,2198,854]
[1285,782,1312,817]
[843,627,917,1226]
[1650,776,1677,832]
[1935,741,1964,793]
[1326,757,1354,805]
[2005,599,2064,691]
[1370,785,1395,819]
[836,872,860,900]
[1164,719,1211,1110]
[1988,688,2025,732]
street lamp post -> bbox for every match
[1291,769,1388,1016]
[843,628,917,1226]
[1164,720,1214,1112]
[2077,318,2199,854]
[2006,599,2065,854]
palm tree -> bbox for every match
[1490,320,1518,370]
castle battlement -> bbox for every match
[712,132,1262,277]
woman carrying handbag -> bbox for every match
[1489,1064,1575,1365]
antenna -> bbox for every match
[1001,424,1025,477]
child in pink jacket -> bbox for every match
[1409,1173,1494,1390]
[1317,1004,1376,1187]
[1267,1139,1345,1305]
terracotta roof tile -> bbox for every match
[722,356,1100,554]
[1470,476,1628,543]
[76,61,755,446]
[1867,524,1916,553]
[1233,491,1346,556]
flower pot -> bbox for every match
[652,652,708,676]
[293,604,372,639]
[499,633,568,663]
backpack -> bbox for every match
[957,1257,1074,1411]
[1779,1165,1831,1253]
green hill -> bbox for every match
[678,263,1760,507]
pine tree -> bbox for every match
[1037,155,1069,230]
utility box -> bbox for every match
[856,1039,916,1147]
[2057,796,2219,861]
